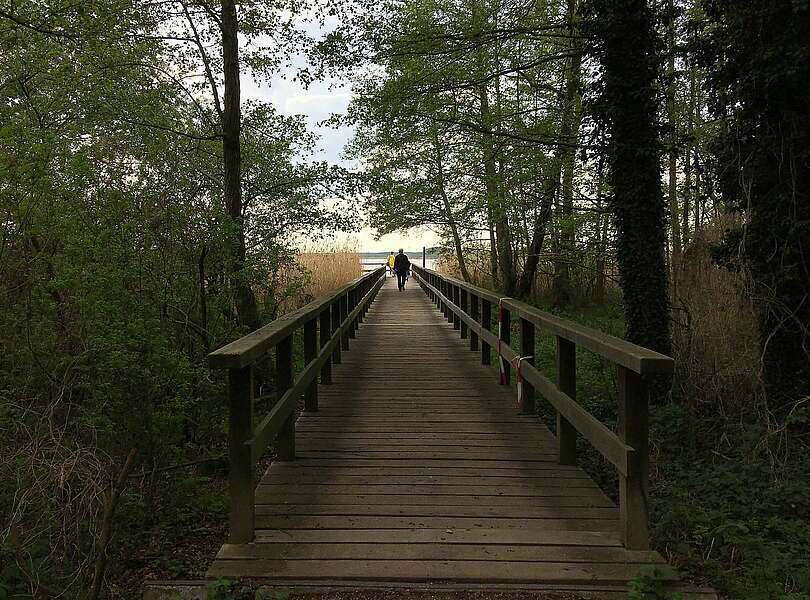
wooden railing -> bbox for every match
[411,266,674,550]
[207,267,386,543]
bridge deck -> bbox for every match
[207,277,677,592]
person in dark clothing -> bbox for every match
[393,249,410,291]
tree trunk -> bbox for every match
[432,130,470,282]
[683,64,695,246]
[666,0,681,298]
[222,0,259,332]
[593,0,672,360]
[479,85,515,295]
[551,0,584,307]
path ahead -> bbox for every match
[207,277,677,593]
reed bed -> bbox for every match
[278,244,362,313]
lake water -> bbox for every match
[361,256,437,272]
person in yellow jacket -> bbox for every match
[386,251,395,277]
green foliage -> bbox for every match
[207,578,236,600]
[628,566,684,600]
[0,0,358,596]
[700,0,810,414]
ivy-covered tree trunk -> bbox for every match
[591,0,672,357]
[704,0,810,414]
[222,0,259,332]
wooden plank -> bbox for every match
[254,493,615,508]
[262,474,597,487]
[254,504,618,520]
[294,450,563,461]
[206,276,679,591]
[252,527,623,546]
[208,559,675,583]
[254,515,619,531]
[266,463,584,475]
[216,542,659,563]
[255,484,607,498]
[268,456,576,474]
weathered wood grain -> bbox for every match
[207,277,678,591]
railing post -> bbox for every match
[469,293,479,351]
[304,317,318,411]
[275,333,295,460]
[340,293,350,350]
[331,300,341,364]
[357,283,364,330]
[228,365,254,543]
[319,307,332,384]
[459,289,468,339]
[556,336,577,464]
[498,305,511,384]
[348,289,356,339]
[481,298,492,365]
[520,319,535,415]
[618,366,650,550]
[452,285,461,330]
[443,280,450,321]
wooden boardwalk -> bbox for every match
[206,276,688,592]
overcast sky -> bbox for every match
[242,45,440,253]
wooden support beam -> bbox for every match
[618,366,649,550]
[304,318,318,411]
[331,301,342,364]
[460,289,468,339]
[469,293,479,352]
[340,294,350,350]
[520,319,535,415]
[319,308,332,384]
[481,299,492,365]
[499,305,511,384]
[556,336,577,466]
[228,365,254,544]
[452,286,461,330]
[275,334,295,461]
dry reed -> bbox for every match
[673,221,762,419]
[279,244,362,313]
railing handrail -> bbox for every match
[208,268,385,369]
[206,266,387,544]
[411,265,666,550]
[412,266,673,375]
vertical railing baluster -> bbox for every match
[459,288,468,339]
[520,318,535,415]
[556,336,577,465]
[618,366,650,550]
[481,298,492,365]
[275,334,295,460]
[470,293,479,352]
[340,293,350,350]
[348,289,356,339]
[498,304,511,384]
[452,285,460,330]
[304,318,318,411]
[331,300,341,364]
[228,365,254,543]
[319,307,332,384]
